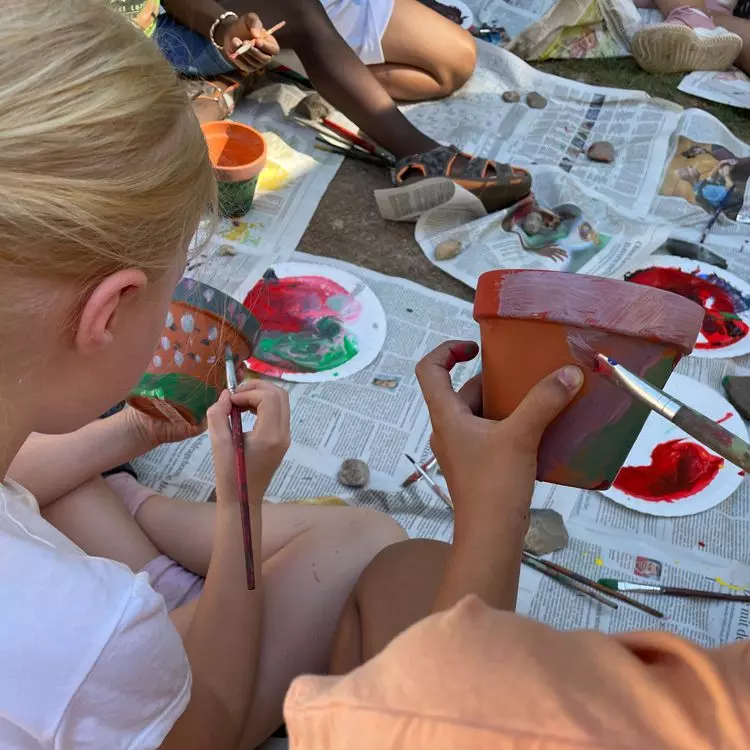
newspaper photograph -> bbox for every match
[411,165,670,289]
[650,108,750,230]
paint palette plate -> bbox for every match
[244,262,387,382]
[601,373,747,517]
[622,255,750,359]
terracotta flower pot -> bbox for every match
[128,278,260,425]
[201,120,266,218]
[473,270,704,490]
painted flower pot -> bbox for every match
[201,120,266,218]
[473,270,704,490]
[128,278,260,425]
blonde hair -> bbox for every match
[0,0,216,286]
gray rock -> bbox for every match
[526,92,547,109]
[338,458,370,488]
[522,211,543,236]
[524,509,568,556]
[502,90,520,103]
[293,93,333,122]
[587,141,615,163]
[434,239,462,261]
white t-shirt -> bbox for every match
[0,479,191,749]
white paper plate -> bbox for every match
[601,373,747,517]
[622,255,750,359]
[245,262,386,383]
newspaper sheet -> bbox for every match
[404,44,682,214]
[466,0,643,59]
[678,69,750,111]
[410,165,670,288]
[650,107,750,229]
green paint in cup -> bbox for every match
[201,120,267,219]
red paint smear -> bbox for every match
[626,267,749,349]
[698,541,706,549]
[614,438,724,502]
[740,471,746,477]
[244,275,359,333]
[717,412,733,424]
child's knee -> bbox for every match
[434,30,476,96]
[341,507,408,552]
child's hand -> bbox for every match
[207,381,291,505]
[125,406,207,450]
[416,341,582,536]
[222,13,280,74]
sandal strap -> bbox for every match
[394,144,506,183]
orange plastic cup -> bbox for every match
[201,120,266,218]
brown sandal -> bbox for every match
[393,145,532,213]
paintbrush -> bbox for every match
[315,142,389,167]
[593,353,750,473]
[402,454,438,488]
[404,454,453,510]
[321,118,395,164]
[523,555,618,610]
[699,184,735,244]
[524,553,664,617]
[225,346,256,590]
[599,578,750,603]
[290,115,372,154]
[230,20,287,59]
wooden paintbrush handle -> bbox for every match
[230,406,256,590]
[665,587,750,602]
[674,407,750,472]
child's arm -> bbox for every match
[159,381,289,750]
[8,408,202,507]
[414,341,583,613]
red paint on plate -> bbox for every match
[625,266,750,350]
[613,438,724,502]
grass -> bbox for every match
[536,57,750,142]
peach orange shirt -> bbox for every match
[285,595,750,749]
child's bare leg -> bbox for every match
[329,538,450,674]
[42,475,161,572]
[43,476,408,745]
[372,0,477,101]
[223,0,438,157]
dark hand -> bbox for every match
[221,13,280,74]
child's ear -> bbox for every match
[75,269,148,355]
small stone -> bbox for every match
[522,211,543,236]
[526,92,547,109]
[502,90,520,103]
[218,244,237,257]
[434,239,462,261]
[587,141,615,163]
[723,376,750,420]
[293,93,333,122]
[524,509,568,556]
[338,458,370,488]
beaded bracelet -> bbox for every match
[209,11,239,50]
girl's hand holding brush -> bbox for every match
[415,340,583,612]
[208,380,291,507]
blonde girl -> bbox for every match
[0,1,404,747]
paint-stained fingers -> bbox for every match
[506,367,583,449]
[416,341,480,426]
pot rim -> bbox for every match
[473,269,705,355]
